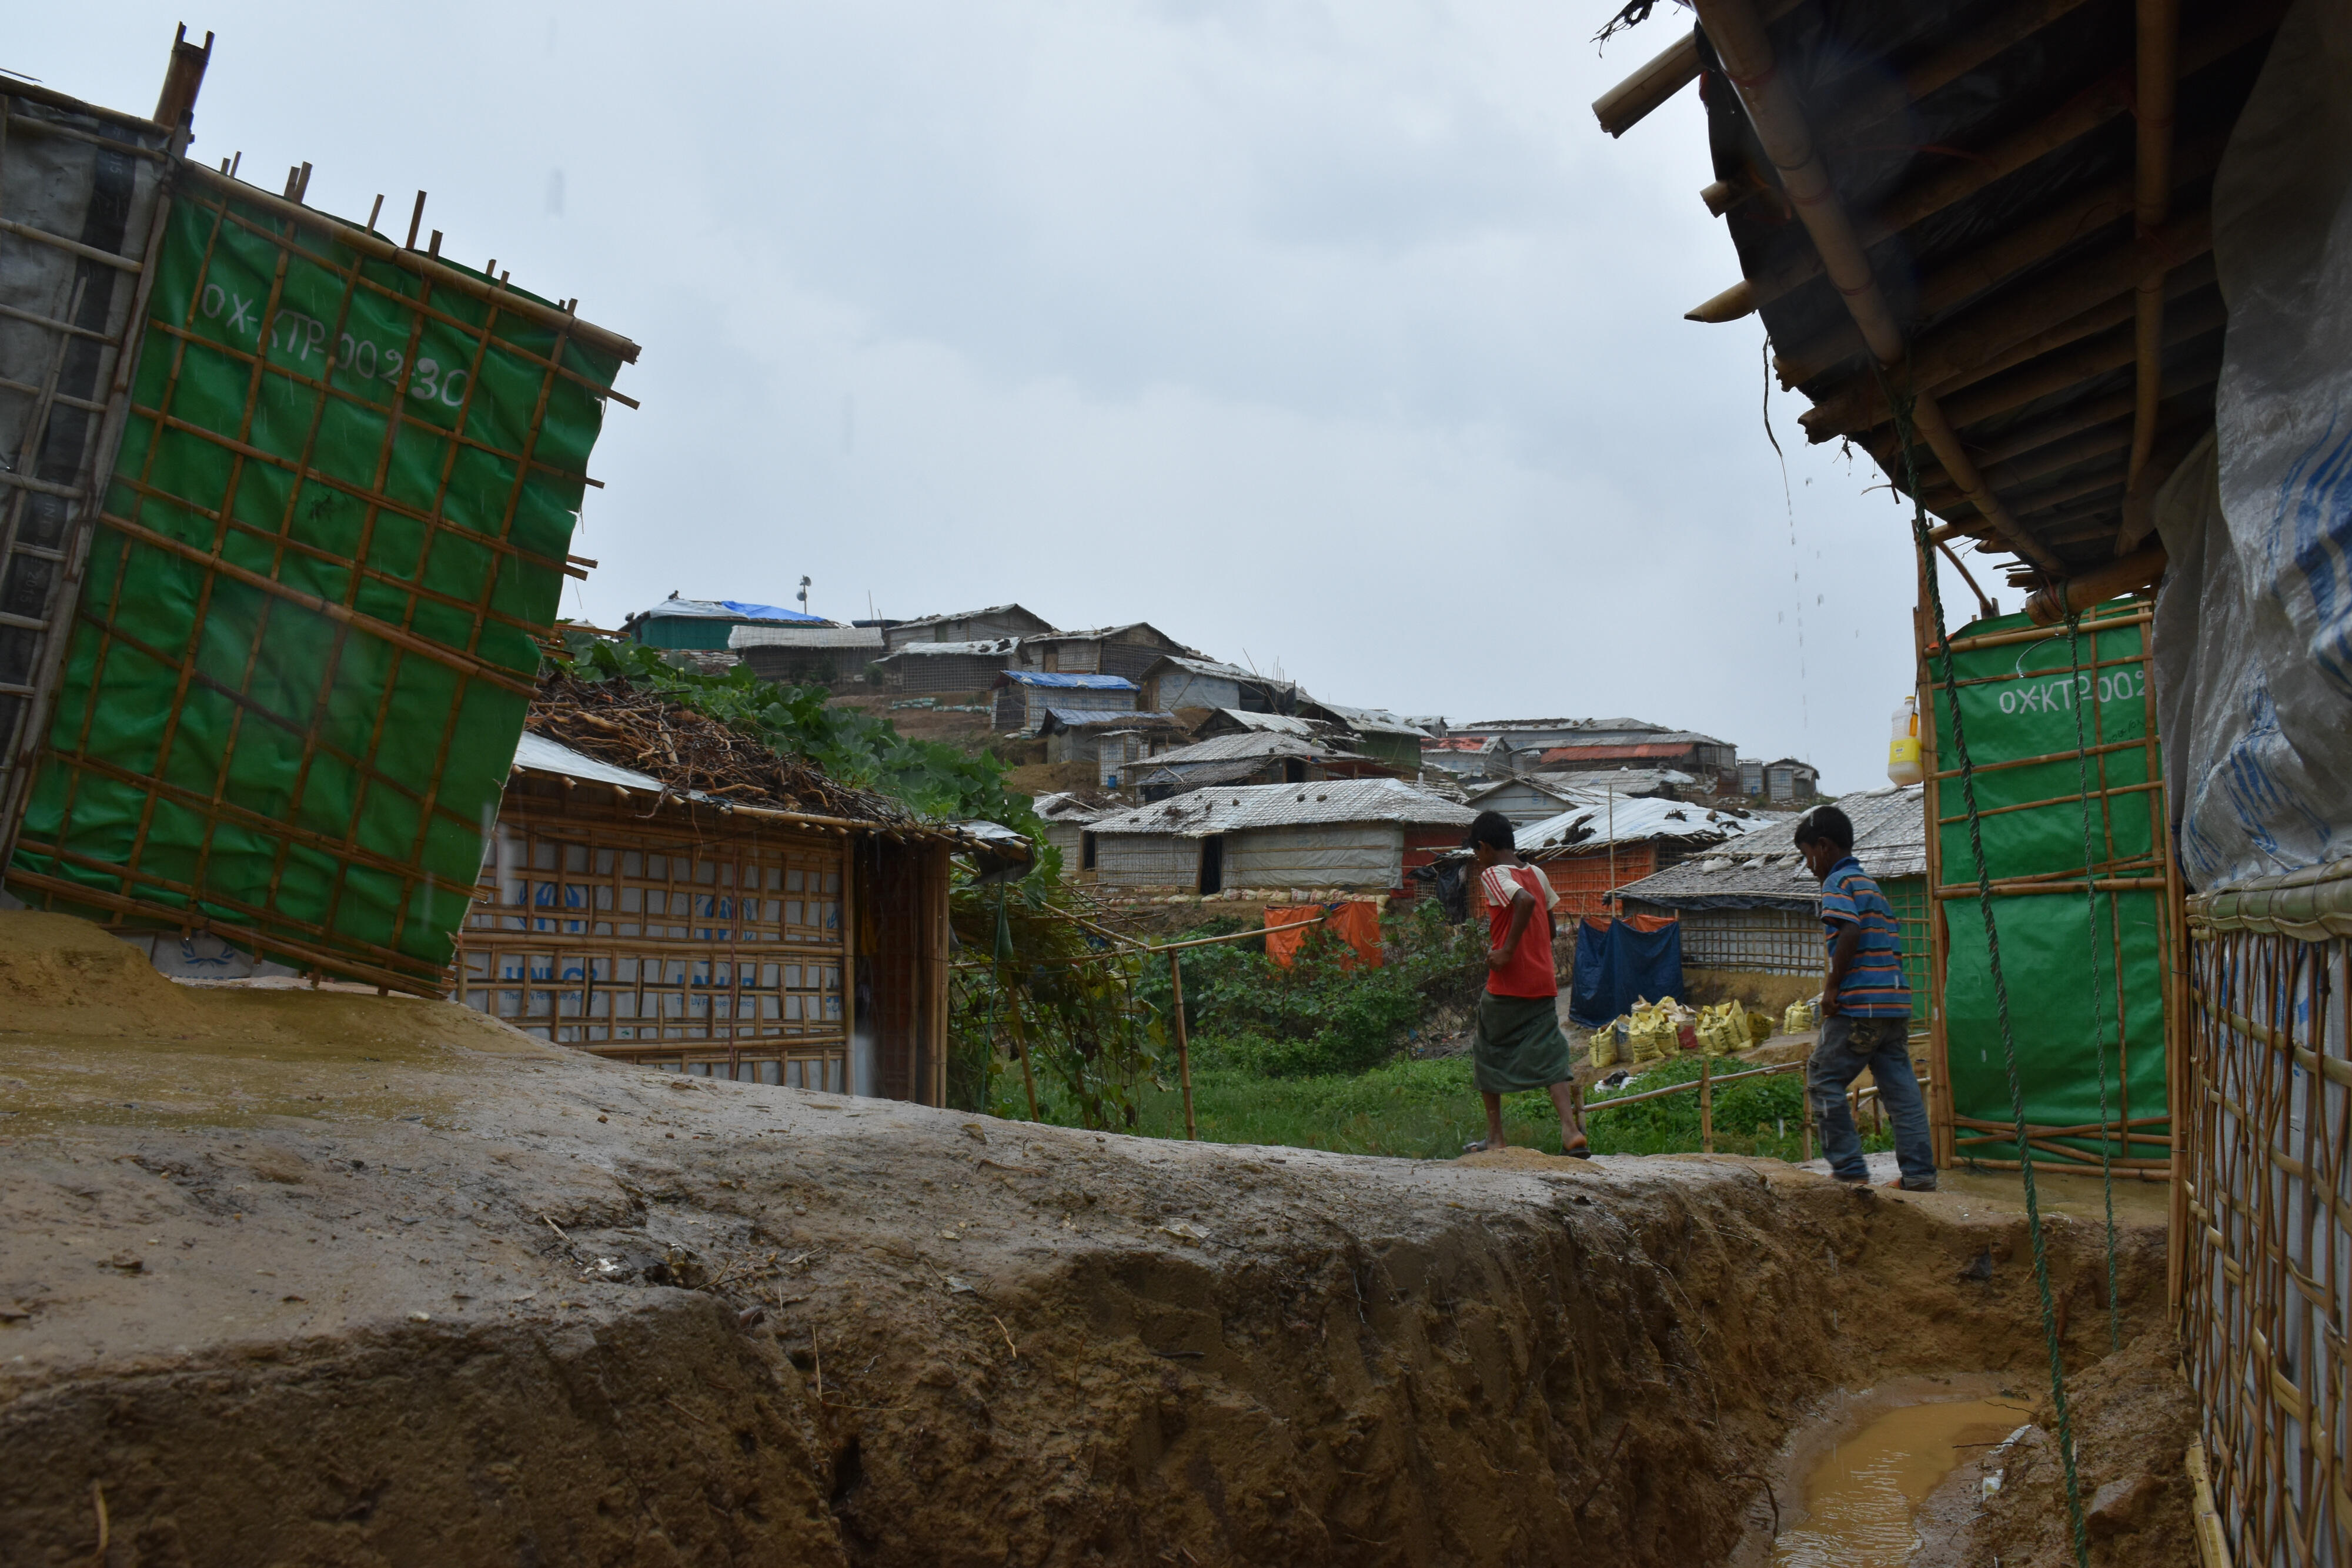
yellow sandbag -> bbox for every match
[1783,998,1818,1035]
[1748,1008,1775,1045]
[1587,1028,1617,1069]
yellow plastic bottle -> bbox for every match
[1887,694,1923,786]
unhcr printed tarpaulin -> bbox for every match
[1929,602,2172,1170]
[4,167,635,992]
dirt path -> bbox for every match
[0,913,2181,1566]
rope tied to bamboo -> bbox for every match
[2061,603,2128,1353]
[1877,361,2095,1568]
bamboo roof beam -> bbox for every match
[2120,0,2181,549]
[1591,0,1806,138]
[1692,0,2065,575]
[1684,0,2282,323]
[1772,135,2222,389]
[1938,280,2224,431]
[1798,213,2211,442]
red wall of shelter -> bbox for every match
[1536,844,1660,919]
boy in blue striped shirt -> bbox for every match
[1795,804,1936,1192]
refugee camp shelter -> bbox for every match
[1031,792,1109,869]
[729,624,887,687]
[1449,719,1740,794]
[880,604,1055,653]
[1127,731,1387,800]
[875,639,1024,694]
[1022,623,1194,680]
[0,53,639,995]
[1618,787,1926,1015]
[1312,704,1434,771]
[1760,757,1821,804]
[993,671,1138,733]
[455,694,1025,1103]
[1737,758,1765,797]
[1137,656,1284,714]
[1037,709,1184,770]
[1083,778,1475,897]
[1461,774,1593,826]
[1419,735,1513,780]
[1504,796,1773,920]
[624,595,827,651]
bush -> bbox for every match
[1131,901,1484,1079]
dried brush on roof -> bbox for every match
[529,672,913,825]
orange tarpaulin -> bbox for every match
[1581,912,1679,935]
[1265,901,1384,971]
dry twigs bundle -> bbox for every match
[529,673,911,824]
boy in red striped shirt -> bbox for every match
[1464,812,1588,1158]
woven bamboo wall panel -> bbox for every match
[2180,922,2352,1566]
[454,800,847,1085]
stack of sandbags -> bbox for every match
[1695,1001,1751,1057]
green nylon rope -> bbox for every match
[2061,608,2126,1353]
[1881,370,2093,1568]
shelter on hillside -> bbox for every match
[1082,778,1474,898]
[456,683,1028,1102]
[1759,757,1821,804]
[1037,709,1185,772]
[1310,703,1434,771]
[1021,623,1195,681]
[729,624,887,687]
[874,638,1025,694]
[1618,787,1925,1017]
[624,594,827,651]
[880,604,1055,653]
[1031,792,1111,869]
[1495,796,1776,920]
[1464,767,1697,825]
[1137,656,1287,714]
[1419,734,1514,780]
[1127,731,1388,800]
[993,671,1138,733]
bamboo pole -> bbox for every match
[1700,1051,1714,1154]
[1919,544,1957,1166]
[1692,0,2066,576]
[1168,950,1196,1141]
[1586,1057,1808,1113]
[2120,0,2182,544]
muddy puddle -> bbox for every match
[1734,1375,2034,1568]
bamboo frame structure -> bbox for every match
[1920,596,2176,1175]
[2178,860,2352,1564]
[455,777,851,1086]
[7,143,636,994]
[0,82,188,865]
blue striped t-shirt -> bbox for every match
[1820,855,1910,1018]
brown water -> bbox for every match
[1770,1396,2026,1567]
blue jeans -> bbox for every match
[1809,1014,1935,1188]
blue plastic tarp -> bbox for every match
[1569,917,1683,1029]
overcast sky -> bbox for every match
[22,1,1997,794]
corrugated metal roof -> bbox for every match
[1212,710,1324,737]
[1089,777,1475,838]
[891,603,1053,632]
[998,671,1138,691]
[512,731,680,795]
[1317,701,1432,739]
[1148,654,1266,684]
[728,624,887,650]
[1538,741,1706,764]
[628,596,828,625]
[1616,787,1925,908]
[1031,791,1110,823]
[1141,732,1327,766]
[1038,707,1181,731]
[1513,796,1771,855]
[876,638,1024,658]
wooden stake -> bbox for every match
[1169,950,1196,1141]
[1699,1051,1713,1155]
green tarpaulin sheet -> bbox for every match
[1931,602,2171,1166]
[5,173,631,992]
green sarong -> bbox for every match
[1472,992,1575,1093]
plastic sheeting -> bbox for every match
[1264,900,1382,971]
[1568,916,1683,1031]
[2154,0,2352,893]
[1224,824,1401,890]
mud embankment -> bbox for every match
[0,913,2169,1566]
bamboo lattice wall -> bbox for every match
[2178,867,2352,1566]
[454,780,850,1087]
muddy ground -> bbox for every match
[0,911,2187,1566]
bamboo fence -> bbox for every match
[2178,859,2352,1565]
